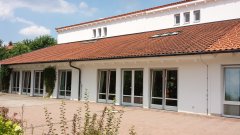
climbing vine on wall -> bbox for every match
[43,66,56,97]
[0,65,12,92]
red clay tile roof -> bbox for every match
[1,19,240,65]
[56,0,196,31]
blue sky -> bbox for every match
[0,0,179,44]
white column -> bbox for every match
[18,70,23,95]
[115,68,121,105]
[30,70,34,96]
[71,68,80,100]
[8,73,12,93]
[143,67,150,109]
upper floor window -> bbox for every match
[98,28,102,37]
[93,27,108,38]
[103,27,107,37]
[194,10,201,22]
[174,14,180,25]
[93,29,97,38]
[184,12,190,23]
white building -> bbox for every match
[1,0,240,117]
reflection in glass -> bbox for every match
[166,70,178,99]
[152,71,163,98]
[134,71,143,96]
[123,71,132,95]
[225,68,240,101]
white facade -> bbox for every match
[3,0,240,117]
[8,53,240,116]
[58,0,240,44]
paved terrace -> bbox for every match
[0,93,239,135]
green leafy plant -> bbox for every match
[43,90,136,135]
[0,107,23,135]
[43,66,56,97]
[0,65,12,92]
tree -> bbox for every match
[7,43,31,57]
[29,35,57,51]
[0,39,3,47]
[0,35,57,60]
[0,39,7,60]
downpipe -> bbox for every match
[69,61,81,101]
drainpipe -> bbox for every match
[200,55,209,115]
[69,61,81,101]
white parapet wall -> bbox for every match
[57,0,240,44]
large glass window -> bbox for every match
[122,69,143,105]
[98,70,116,103]
[59,70,72,99]
[224,67,240,117]
[34,71,44,96]
[151,69,178,111]
[22,71,31,94]
[12,71,20,93]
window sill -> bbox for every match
[194,20,200,23]
[174,23,180,26]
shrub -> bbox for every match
[0,107,23,135]
[43,66,56,97]
[44,91,136,135]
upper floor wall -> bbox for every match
[57,0,240,44]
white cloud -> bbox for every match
[0,0,97,38]
[79,2,97,17]
[19,25,50,37]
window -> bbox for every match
[174,14,180,25]
[103,27,107,37]
[93,29,96,38]
[12,71,20,93]
[98,28,102,37]
[122,69,143,105]
[22,71,31,94]
[98,70,116,103]
[194,10,201,22]
[223,66,240,117]
[151,69,178,111]
[59,70,72,99]
[184,12,190,23]
[34,71,44,96]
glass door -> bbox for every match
[12,71,20,94]
[223,67,240,117]
[98,70,116,103]
[165,70,178,110]
[22,71,31,95]
[151,69,178,111]
[58,70,72,99]
[34,71,44,96]
[122,70,143,106]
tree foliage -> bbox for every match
[29,35,56,51]
[7,43,31,58]
[0,35,57,60]
[43,66,56,97]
